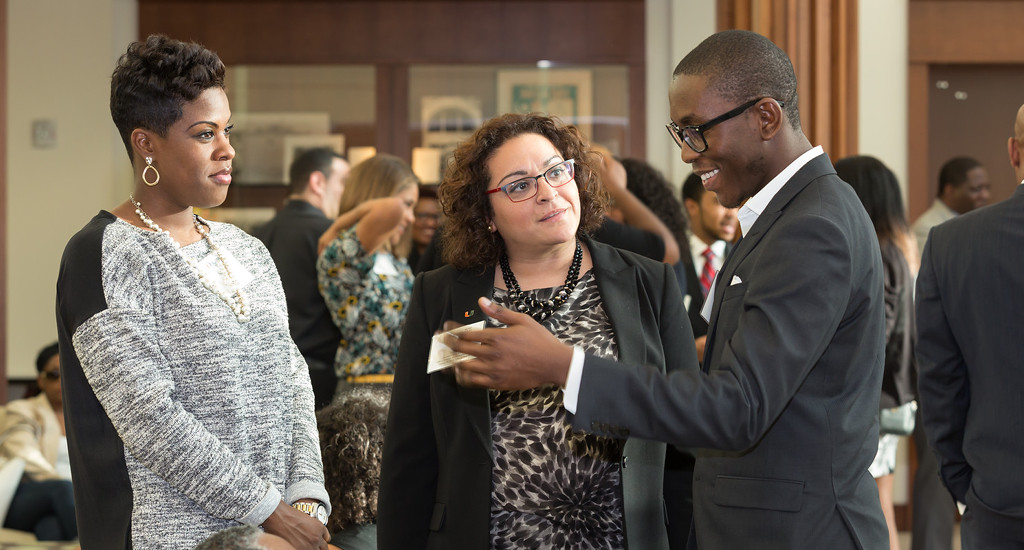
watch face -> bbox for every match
[316,504,328,525]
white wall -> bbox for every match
[645,0,716,188]
[859,0,909,200]
[5,0,136,377]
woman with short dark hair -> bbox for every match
[55,35,329,549]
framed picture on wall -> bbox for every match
[230,112,332,184]
[281,134,346,183]
[497,69,593,140]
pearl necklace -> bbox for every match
[130,195,250,323]
[499,240,583,321]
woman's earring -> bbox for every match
[142,156,160,187]
[488,222,496,232]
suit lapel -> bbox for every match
[703,153,836,370]
[451,267,496,454]
[588,239,643,364]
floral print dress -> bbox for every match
[317,226,413,381]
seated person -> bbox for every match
[317,386,390,550]
[0,343,77,540]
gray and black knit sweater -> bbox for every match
[56,211,329,549]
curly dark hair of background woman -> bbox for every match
[438,113,611,271]
[316,386,391,532]
[109,34,226,162]
[619,158,691,258]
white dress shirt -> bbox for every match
[565,146,826,413]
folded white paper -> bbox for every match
[427,321,485,373]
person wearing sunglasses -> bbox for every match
[448,30,888,550]
[0,343,77,540]
[378,112,696,550]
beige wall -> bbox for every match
[645,0,716,188]
[859,0,909,199]
[5,0,136,378]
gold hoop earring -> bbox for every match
[142,156,160,186]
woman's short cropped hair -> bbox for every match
[110,34,226,163]
[439,113,609,271]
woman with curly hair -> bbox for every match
[317,386,390,550]
[378,113,697,549]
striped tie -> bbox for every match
[700,246,717,298]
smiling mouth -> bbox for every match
[700,169,720,185]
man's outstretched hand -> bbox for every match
[449,297,573,390]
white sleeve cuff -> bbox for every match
[562,346,586,414]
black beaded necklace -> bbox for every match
[498,240,583,321]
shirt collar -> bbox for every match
[737,146,824,236]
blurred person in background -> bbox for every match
[0,343,77,540]
[408,184,441,274]
[317,154,419,387]
[257,148,350,409]
[836,155,919,550]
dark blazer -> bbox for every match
[573,154,889,549]
[915,184,1024,535]
[254,199,341,365]
[378,238,697,550]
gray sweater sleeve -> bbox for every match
[71,222,328,527]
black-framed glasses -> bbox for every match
[486,159,576,202]
[666,98,784,153]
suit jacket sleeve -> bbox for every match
[378,271,439,549]
[575,209,860,451]
[914,233,971,503]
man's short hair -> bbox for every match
[673,29,801,130]
[937,156,983,196]
[288,147,345,194]
[193,525,263,550]
[682,172,705,204]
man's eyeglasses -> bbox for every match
[486,159,575,202]
[666,98,784,153]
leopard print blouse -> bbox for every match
[488,271,626,549]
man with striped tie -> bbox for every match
[681,172,737,362]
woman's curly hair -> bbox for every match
[109,34,226,163]
[316,386,391,532]
[439,113,610,271]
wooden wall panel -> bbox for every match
[717,0,858,161]
[910,1,1024,63]
[139,1,645,65]
[139,0,646,162]
[907,1,1024,220]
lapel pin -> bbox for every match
[464,310,475,317]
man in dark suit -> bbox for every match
[680,172,737,363]
[914,103,1024,549]
[255,147,349,409]
[450,30,888,549]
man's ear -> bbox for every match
[306,170,326,197]
[755,99,784,141]
[684,197,700,218]
[1008,136,1020,171]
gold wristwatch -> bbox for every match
[292,501,328,525]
